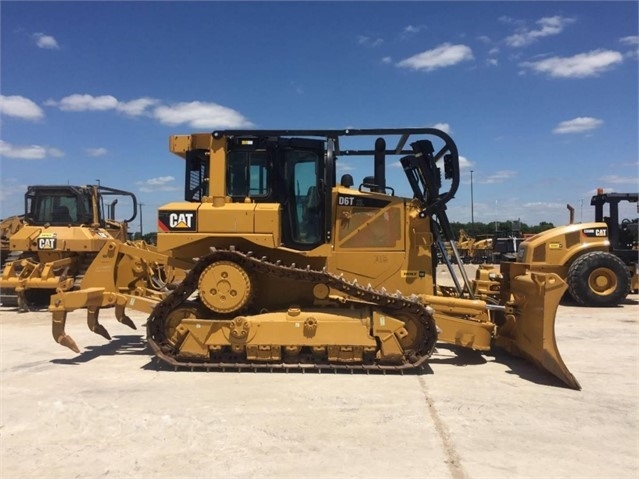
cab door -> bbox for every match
[278,139,328,250]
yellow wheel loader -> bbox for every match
[517,190,638,307]
[1,184,178,311]
[49,128,580,389]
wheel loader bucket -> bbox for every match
[495,263,581,390]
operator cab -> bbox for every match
[25,186,94,226]
[182,128,460,254]
[24,185,137,228]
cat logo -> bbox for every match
[37,233,57,250]
[169,212,195,229]
[158,211,197,232]
[582,227,608,238]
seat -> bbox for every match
[52,206,73,223]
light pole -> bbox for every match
[139,203,144,238]
[470,170,475,229]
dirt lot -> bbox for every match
[1,293,638,479]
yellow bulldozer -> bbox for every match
[1,214,25,267]
[49,128,580,389]
[0,184,179,311]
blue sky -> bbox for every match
[1,1,637,234]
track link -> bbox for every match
[147,248,437,372]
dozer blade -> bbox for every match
[495,265,581,390]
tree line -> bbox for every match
[451,220,556,238]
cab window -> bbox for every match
[227,150,270,199]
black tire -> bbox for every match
[567,251,630,307]
[0,288,18,307]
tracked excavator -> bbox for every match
[49,128,580,389]
[1,184,179,310]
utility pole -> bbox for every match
[470,170,475,229]
[139,203,144,238]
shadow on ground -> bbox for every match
[431,343,575,389]
[489,349,574,389]
[51,334,149,365]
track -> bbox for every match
[147,247,438,372]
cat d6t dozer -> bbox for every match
[1,184,140,310]
[50,128,579,389]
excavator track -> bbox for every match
[147,248,437,372]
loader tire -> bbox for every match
[567,251,630,307]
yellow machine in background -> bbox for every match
[1,184,178,311]
[49,128,579,389]
[518,190,637,307]
[1,215,24,267]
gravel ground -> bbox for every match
[1,291,637,479]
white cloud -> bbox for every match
[46,93,156,116]
[54,94,119,111]
[381,56,393,64]
[402,25,426,38]
[152,101,253,129]
[481,170,517,184]
[0,95,44,120]
[358,35,384,47]
[553,117,603,134]
[486,58,499,66]
[620,35,639,59]
[86,147,108,157]
[45,94,251,128]
[523,201,567,209]
[397,43,473,72]
[33,32,59,50]
[599,175,638,185]
[459,156,473,170]
[498,16,524,27]
[0,140,64,160]
[520,49,623,78]
[136,176,180,193]
[431,123,451,134]
[505,16,574,47]
[116,97,159,116]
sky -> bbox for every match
[1,1,638,235]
